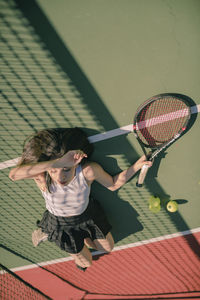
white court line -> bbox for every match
[0,104,199,171]
[88,124,133,143]
[3,227,200,274]
[0,157,21,170]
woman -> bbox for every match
[9,127,152,271]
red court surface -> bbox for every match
[2,231,199,299]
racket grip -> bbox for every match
[136,164,150,187]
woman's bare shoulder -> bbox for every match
[82,161,101,181]
[82,161,114,190]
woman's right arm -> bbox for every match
[9,160,56,181]
[9,150,87,181]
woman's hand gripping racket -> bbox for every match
[133,93,192,187]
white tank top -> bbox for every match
[41,165,90,217]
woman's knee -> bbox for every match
[77,256,92,268]
[104,239,114,252]
[104,232,114,252]
[71,246,93,268]
[94,232,114,253]
[71,255,92,268]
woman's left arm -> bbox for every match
[83,155,152,191]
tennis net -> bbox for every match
[0,263,50,300]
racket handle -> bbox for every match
[136,164,150,187]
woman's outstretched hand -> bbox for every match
[52,150,87,168]
[135,154,153,171]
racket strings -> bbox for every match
[135,97,190,147]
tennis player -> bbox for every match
[9,128,152,271]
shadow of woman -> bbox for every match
[82,128,144,244]
[91,179,143,245]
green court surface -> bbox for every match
[0,0,200,298]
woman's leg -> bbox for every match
[71,233,114,269]
[93,232,114,252]
[70,245,92,268]
[84,237,98,250]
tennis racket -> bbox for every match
[133,93,192,187]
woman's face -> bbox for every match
[48,167,75,186]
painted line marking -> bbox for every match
[88,124,133,143]
[0,104,199,171]
[0,157,21,169]
[3,227,199,274]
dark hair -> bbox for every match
[18,127,94,191]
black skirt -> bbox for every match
[37,197,112,254]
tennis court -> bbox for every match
[1,0,200,299]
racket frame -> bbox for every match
[133,93,192,187]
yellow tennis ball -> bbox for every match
[149,203,161,213]
[149,196,160,207]
[167,200,178,213]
